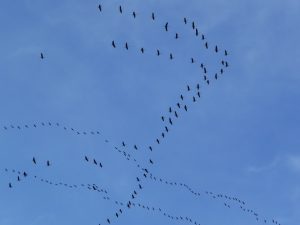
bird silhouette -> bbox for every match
[161,116,165,121]
[23,172,27,177]
[215,73,218,80]
[169,118,173,125]
[221,69,224,74]
[192,21,195,29]
[122,141,125,147]
[169,107,172,113]
[215,45,219,52]
[99,162,103,168]
[177,102,181,108]
[112,40,116,48]
[184,105,188,111]
[107,218,111,224]
[85,156,89,162]
[165,126,169,132]
[205,42,208,49]
[175,111,178,118]
[152,12,155,20]
[175,33,179,39]
[149,146,153,151]
[125,42,128,50]
[9,183,12,188]
[40,53,44,59]
[32,157,36,164]
[169,53,173,60]
[156,139,160,144]
[204,67,207,73]
[119,5,122,14]
[140,47,144,53]
[202,34,205,40]
[193,96,196,102]
[196,28,199,36]
[204,75,207,80]
[47,160,50,166]
[17,176,20,181]
[165,22,168,31]
[191,58,195,63]
[98,4,102,11]
[197,83,200,90]
[187,85,190,91]
[197,92,200,98]
[162,132,165,138]
[184,17,187,24]
[225,61,229,67]
[180,95,184,100]
[207,80,210,85]
[132,11,136,18]
[134,145,138,150]
[156,49,160,56]
[116,213,119,218]
[93,159,97,165]
[225,50,228,56]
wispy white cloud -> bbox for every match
[246,157,280,173]
[287,155,300,172]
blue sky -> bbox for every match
[0,0,299,225]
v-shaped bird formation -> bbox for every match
[1,2,283,225]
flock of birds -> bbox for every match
[1,3,282,225]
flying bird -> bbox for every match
[225,50,228,56]
[99,163,103,168]
[197,91,200,98]
[107,218,111,224]
[98,4,102,11]
[191,58,195,63]
[85,156,89,162]
[119,5,122,14]
[215,45,219,52]
[134,145,138,150]
[125,42,128,50]
[151,12,155,20]
[161,116,165,121]
[17,176,20,181]
[47,160,50,166]
[204,67,207,73]
[197,83,200,90]
[132,11,136,18]
[225,61,229,67]
[221,69,224,74]
[175,33,179,39]
[122,141,125,147]
[9,183,12,188]
[149,146,153,151]
[112,40,116,48]
[169,118,173,125]
[40,53,44,59]
[202,34,205,40]
[169,107,172,113]
[93,159,97,165]
[192,21,195,29]
[165,22,168,31]
[23,172,27,177]
[184,105,188,111]
[187,85,190,91]
[169,53,173,60]
[207,80,210,85]
[184,17,187,24]
[180,95,184,100]
[193,96,196,102]
[177,102,181,108]
[162,132,165,138]
[156,139,160,144]
[156,49,160,56]
[140,47,144,53]
[165,126,169,132]
[215,73,218,80]
[205,42,208,49]
[32,157,36,164]
[175,111,178,118]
